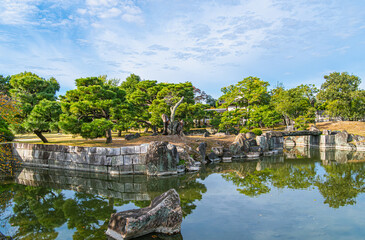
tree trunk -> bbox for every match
[106,128,112,144]
[170,96,184,123]
[161,114,169,135]
[34,130,48,143]
[118,130,122,137]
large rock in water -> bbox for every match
[146,142,178,175]
[106,189,183,240]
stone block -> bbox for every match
[108,181,125,191]
[106,147,121,156]
[89,147,107,155]
[88,155,106,165]
[124,183,134,192]
[123,155,133,165]
[73,163,90,172]
[123,193,137,201]
[89,165,108,173]
[134,165,147,174]
[108,166,120,175]
[136,193,150,201]
[139,154,147,164]
[55,152,66,161]
[119,165,133,174]
[108,155,124,166]
[131,155,141,164]
[134,146,141,154]
[140,144,149,154]
[121,146,136,154]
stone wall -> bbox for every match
[16,167,151,201]
[12,143,150,175]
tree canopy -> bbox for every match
[9,72,60,142]
[59,77,126,143]
[317,72,364,120]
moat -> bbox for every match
[1,147,365,240]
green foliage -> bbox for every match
[317,72,364,119]
[271,84,317,127]
[219,109,243,132]
[149,82,195,128]
[0,75,11,95]
[240,127,249,133]
[60,76,126,143]
[9,72,60,142]
[0,117,14,141]
[251,128,263,136]
[80,119,114,139]
[24,99,62,133]
[209,111,222,131]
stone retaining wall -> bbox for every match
[12,143,150,175]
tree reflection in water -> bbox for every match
[3,170,207,239]
[221,157,365,209]
[315,163,365,208]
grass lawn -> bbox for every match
[315,121,365,136]
[12,121,365,147]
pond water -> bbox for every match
[1,147,365,240]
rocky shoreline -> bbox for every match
[10,129,365,176]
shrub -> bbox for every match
[251,128,263,136]
[240,128,249,134]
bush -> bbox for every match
[0,118,15,141]
[251,128,263,136]
[240,128,249,133]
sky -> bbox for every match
[0,0,365,97]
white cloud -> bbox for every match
[0,0,39,25]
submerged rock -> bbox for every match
[106,189,183,240]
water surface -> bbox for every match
[1,148,365,239]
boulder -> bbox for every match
[106,189,183,240]
[351,134,365,142]
[245,132,256,139]
[322,129,331,135]
[146,142,178,175]
[196,142,207,161]
[335,131,349,145]
[214,132,226,137]
[256,135,269,152]
[211,147,224,157]
[207,152,220,162]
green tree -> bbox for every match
[120,73,141,95]
[123,79,164,132]
[59,77,126,143]
[271,84,317,129]
[149,82,195,130]
[9,72,60,142]
[219,76,270,128]
[0,75,11,95]
[317,72,363,119]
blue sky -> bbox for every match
[1,0,364,97]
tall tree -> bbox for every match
[9,72,60,142]
[271,84,317,129]
[317,72,363,119]
[219,76,270,128]
[59,77,126,143]
[149,82,195,132]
